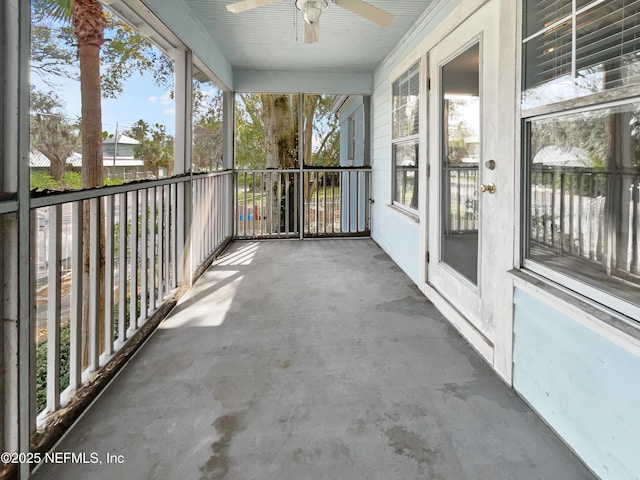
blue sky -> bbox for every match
[31,70,176,137]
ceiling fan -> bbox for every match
[226,0,393,44]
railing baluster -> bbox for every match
[140,189,148,321]
[88,197,100,371]
[149,187,156,313]
[46,204,62,411]
[130,191,139,329]
[69,201,83,391]
[104,195,115,356]
[157,187,164,304]
[164,185,171,292]
[355,172,360,233]
[171,183,178,289]
[118,192,127,343]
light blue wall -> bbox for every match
[337,97,367,232]
[369,0,458,284]
[513,289,640,480]
[234,70,372,95]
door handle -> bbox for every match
[480,183,496,194]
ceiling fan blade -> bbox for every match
[333,0,393,27]
[226,0,280,14]
[304,21,320,44]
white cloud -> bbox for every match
[147,95,159,103]
[163,108,175,115]
[161,91,173,105]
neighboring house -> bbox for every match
[29,150,82,174]
[102,134,146,180]
[30,134,147,181]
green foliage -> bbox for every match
[235,94,340,169]
[31,87,80,180]
[31,171,83,191]
[123,120,174,175]
[36,323,71,414]
[235,94,266,169]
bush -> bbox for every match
[36,323,71,414]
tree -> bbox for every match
[48,0,105,189]
[235,93,340,232]
[33,0,173,98]
[30,88,79,180]
[192,81,223,172]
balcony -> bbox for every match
[31,239,594,479]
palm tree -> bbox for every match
[48,0,105,189]
[49,0,107,366]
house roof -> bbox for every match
[30,151,83,168]
[30,151,144,168]
[533,146,591,168]
[103,134,140,145]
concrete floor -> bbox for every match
[33,239,595,480]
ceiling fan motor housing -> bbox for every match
[295,0,329,26]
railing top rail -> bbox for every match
[191,169,233,179]
[443,165,480,170]
[531,166,640,175]
[235,166,372,173]
[29,170,234,208]
[298,165,372,171]
[0,200,18,215]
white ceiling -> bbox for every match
[182,0,434,74]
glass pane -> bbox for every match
[441,43,480,285]
[523,0,640,109]
[393,141,418,209]
[523,20,572,96]
[391,63,419,139]
[527,102,640,307]
[576,1,640,93]
[192,69,223,172]
[524,0,571,38]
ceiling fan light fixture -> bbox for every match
[295,0,328,26]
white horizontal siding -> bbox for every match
[369,0,460,282]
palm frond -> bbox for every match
[46,0,73,22]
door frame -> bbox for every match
[424,0,501,355]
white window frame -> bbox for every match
[391,62,420,214]
[521,1,640,323]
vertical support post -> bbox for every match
[12,0,35,475]
[173,48,193,287]
[223,92,235,241]
[298,93,304,240]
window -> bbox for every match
[523,0,640,109]
[523,1,640,320]
[391,62,420,211]
[347,114,355,163]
